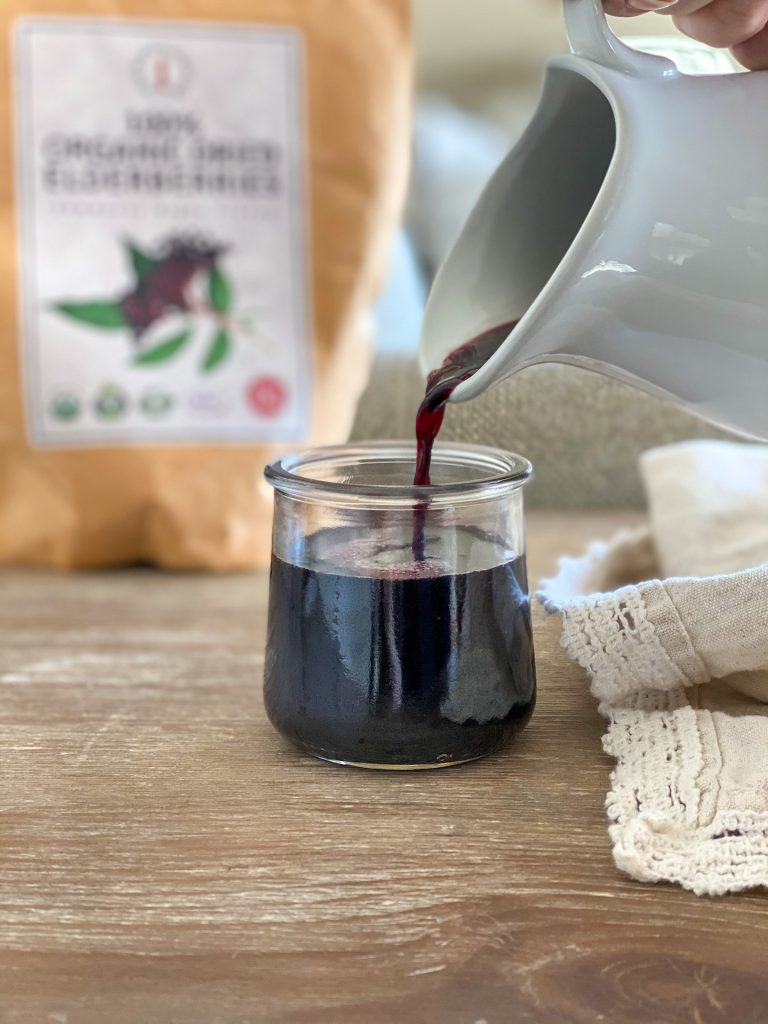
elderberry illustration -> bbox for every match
[53,234,253,374]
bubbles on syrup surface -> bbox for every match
[318,535,449,579]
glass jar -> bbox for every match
[264,442,535,770]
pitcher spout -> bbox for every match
[419,57,618,388]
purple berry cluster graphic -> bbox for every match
[54,235,237,373]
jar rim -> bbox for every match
[264,441,533,507]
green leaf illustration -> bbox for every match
[201,328,231,372]
[55,301,127,329]
[126,240,160,283]
[134,328,192,366]
[209,263,233,313]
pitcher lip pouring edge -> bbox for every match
[425,52,630,404]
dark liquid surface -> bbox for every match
[413,321,518,487]
[264,528,536,766]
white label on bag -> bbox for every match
[14,17,310,447]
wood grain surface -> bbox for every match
[1,512,767,1024]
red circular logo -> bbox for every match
[247,376,288,418]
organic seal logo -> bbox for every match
[50,392,81,422]
[140,390,175,417]
[94,384,128,420]
[132,45,192,97]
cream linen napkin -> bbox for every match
[537,440,768,896]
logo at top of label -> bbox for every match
[132,45,192,97]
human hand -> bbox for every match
[602,1,768,69]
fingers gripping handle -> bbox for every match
[564,0,678,77]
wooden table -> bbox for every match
[2,512,767,1024]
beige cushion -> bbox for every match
[350,358,735,509]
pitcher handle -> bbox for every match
[564,0,678,78]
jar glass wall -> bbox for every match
[264,442,535,769]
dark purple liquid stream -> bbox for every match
[411,321,518,561]
[413,321,519,488]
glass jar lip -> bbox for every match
[264,441,533,507]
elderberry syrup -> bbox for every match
[264,526,536,768]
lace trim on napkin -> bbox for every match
[538,538,768,896]
[537,532,692,707]
[606,703,768,896]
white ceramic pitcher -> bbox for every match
[419,0,768,439]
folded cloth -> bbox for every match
[538,440,768,896]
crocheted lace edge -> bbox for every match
[604,698,768,896]
[539,557,768,895]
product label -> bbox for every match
[14,17,310,447]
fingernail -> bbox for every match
[628,0,676,9]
